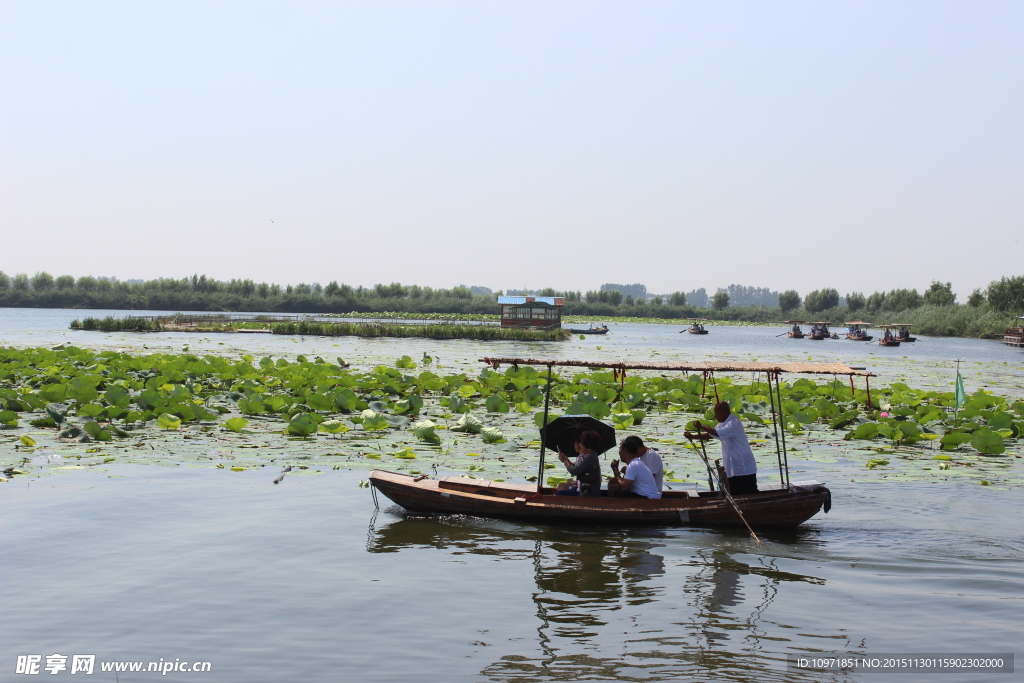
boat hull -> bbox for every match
[568,329,609,334]
[788,332,804,338]
[846,334,873,341]
[688,329,708,334]
[879,339,901,346]
[370,471,830,529]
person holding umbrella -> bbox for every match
[554,430,605,497]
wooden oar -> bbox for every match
[686,429,762,543]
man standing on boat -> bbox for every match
[619,436,663,493]
[685,401,758,495]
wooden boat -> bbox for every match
[371,357,878,532]
[877,325,901,346]
[568,324,609,334]
[683,318,709,334]
[806,322,836,340]
[892,324,917,342]
[370,470,831,529]
[1004,316,1024,347]
[845,321,873,341]
[784,320,805,338]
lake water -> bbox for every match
[2,308,1022,681]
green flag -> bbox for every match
[954,370,966,410]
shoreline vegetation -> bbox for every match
[3,271,1021,339]
[69,316,572,341]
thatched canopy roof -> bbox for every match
[480,357,874,376]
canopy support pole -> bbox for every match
[774,370,791,489]
[536,363,553,493]
[865,375,873,410]
[766,369,786,488]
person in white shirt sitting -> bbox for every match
[618,436,663,493]
[607,446,662,499]
[685,401,759,495]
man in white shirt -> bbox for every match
[685,401,758,495]
[608,447,661,499]
[619,436,663,492]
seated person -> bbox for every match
[607,447,661,499]
[619,435,663,493]
[553,430,604,497]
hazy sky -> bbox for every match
[2,1,1021,298]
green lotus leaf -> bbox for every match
[940,430,972,450]
[987,412,1013,430]
[0,409,17,427]
[851,423,879,440]
[612,412,634,429]
[19,434,37,446]
[393,447,417,459]
[104,386,131,409]
[970,427,1005,455]
[77,403,105,418]
[83,421,112,441]
[361,410,390,432]
[318,419,349,436]
[630,409,646,425]
[156,414,181,430]
[285,412,320,437]
[412,420,440,444]
[451,413,483,434]
[395,355,417,369]
[533,412,557,428]
[515,401,532,414]
[223,417,249,432]
[485,394,510,413]
[481,427,506,444]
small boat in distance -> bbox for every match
[785,320,805,339]
[807,322,837,340]
[878,325,901,346]
[845,321,873,341]
[683,318,709,334]
[892,324,917,342]
[568,323,609,334]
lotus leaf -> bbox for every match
[395,355,416,369]
[451,414,483,434]
[224,417,249,432]
[360,410,390,432]
[481,427,506,444]
[969,427,1005,455]
[19,434,37,446]
[318,420,349,436]
[940,430,972,450]
[630,409,646,425]
[612,412,634,429]
[104,386,131,409]
[485,394,510,413]
[83,421,112,441]
[987,412,1013,430]
[412,420,441,445]
[533,412,557,428]
[157,414,181,430]
[285,412,320,437]
[850,423,879,440]
[0,410,17,427]
[393,447,417,459]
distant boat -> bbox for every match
[845,321,873,341]
[877,325,902,346]
[807,322,838,340]
[784,320,805,339]
[683,318,709,334]
[568,324,609,335]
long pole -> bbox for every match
[774,371,791,488]
[765,370,786,486]
[536,363,553,493]
[687,430,761,543]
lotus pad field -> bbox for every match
[2,346,1022,488]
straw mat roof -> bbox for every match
[480,357,873,376]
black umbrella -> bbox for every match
[540,415,617,456]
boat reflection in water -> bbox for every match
[366,513,853,682]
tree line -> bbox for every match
[0,271,1020,321]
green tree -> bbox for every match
[55,275,76,290]
[865,291,886,312]
[668,291,687,306]
[324,281,340,297]
[804,288,838,313]
[649,295,662,305]
[986,275,1024,312]
[12,273,29,290]
[923,281,956,306]
[711,291,730,310]
[966,288,985,308]
[883,288,922,311]
[846,292,866,312]
[778,290,801,313]
[31,272,55,291]
[0,271,9,290]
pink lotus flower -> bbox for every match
[879,411,889,418]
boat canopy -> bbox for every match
[784,320,805,324]
[479,356,874,376]
[879,324,913,328]
[845,321,870,326]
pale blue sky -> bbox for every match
[2,1,1021,298]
